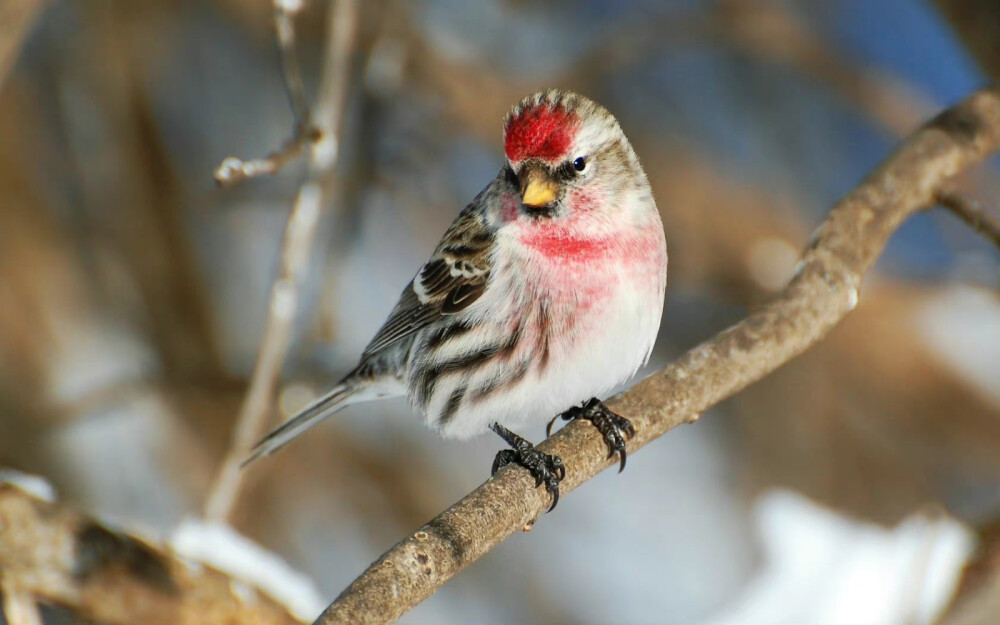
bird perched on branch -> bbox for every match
[247,90,667,509]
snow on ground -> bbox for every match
[171,517,327,622]
[0,469,57,502]
[703,489,975,625]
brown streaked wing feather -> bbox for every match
[441,282,486,313]
[361,286,440,356]
[361,204,494,358]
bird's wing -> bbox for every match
[361,197,496,358]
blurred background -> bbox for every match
[1,0,998,623]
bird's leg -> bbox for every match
[546,397,635,472]
[490,422,566,511]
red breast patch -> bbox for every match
[504,105,579,162]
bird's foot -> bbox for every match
[490,423,565,512]
[546,397,635,472]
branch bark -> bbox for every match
[314,88,1000,625]
[0,482,301,625]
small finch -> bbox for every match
[248,90,667,509]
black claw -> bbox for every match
[490,423,565,512]
[491,448,518,476]
[546,402,584,437]
[545,413,567,438]
[549,398,635,472]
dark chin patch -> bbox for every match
[505,105,579,162]
[522,203,560,219]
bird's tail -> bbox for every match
[243,381,365,466]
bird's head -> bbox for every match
[502,90,647,218]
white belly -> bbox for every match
[423,226,666,439]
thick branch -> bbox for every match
[0,482,301,625]
[314,89,1000,625]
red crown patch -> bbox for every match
[504,105,579,162]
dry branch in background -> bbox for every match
[408,0,934,146]
[0,482,301,625]
[204,0,359,522]
[313,89,1000,625]
[937,187,1000,250]
[931,0,1000,83]
[0,0,46,89]
[214,0,317,186]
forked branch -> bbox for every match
[314,89,1000,625]
[205,0,359,522]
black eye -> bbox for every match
[572,156,587,172]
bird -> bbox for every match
[246,89,667,510]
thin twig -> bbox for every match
[937,187,1000,250]
[214,0,313,187]
[274,0,312,129]
[313,89,1000,625]
[0,483,301,625]
[204,0,359,523]
[215,128,320,186]
[212,0,328,187]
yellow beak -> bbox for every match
[521,176,558,208]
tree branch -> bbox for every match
[205,0,359,522]
[0,481,301,625]
[213,0,317,187]
[937,186,1000,250]
[313,88,1000,625]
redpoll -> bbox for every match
[248,90,667,509]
